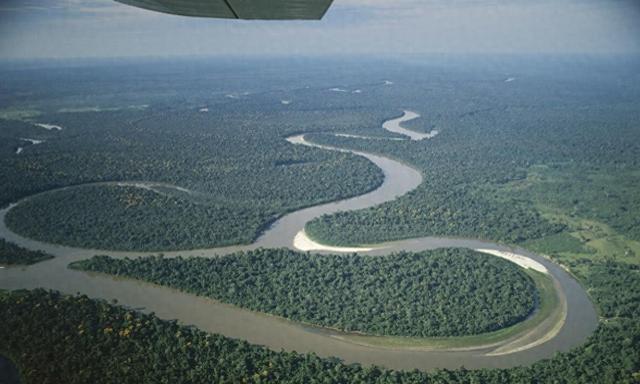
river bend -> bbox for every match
[0,111,598,370]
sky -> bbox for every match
[0,0,639,59]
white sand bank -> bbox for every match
[293,230,374,253]
[474,249,548,274]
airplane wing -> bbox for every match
[115,0,334,20]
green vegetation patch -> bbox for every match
[303,88,639,248]
[500,164,640,272]
[1,107,384,250]
[0,108,41,121]
[506,165,640,243]
[342,270,559,349]
[6,185,270,251]
[3,260,640,383]
[523,232,594,255]
[303,131,567,247]
[71,248,538,337]
[0,238,53,265]
[578,261,640,319]
[1,289,362,384]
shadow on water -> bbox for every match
[0,355,20,384]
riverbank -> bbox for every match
[0,111,596,370]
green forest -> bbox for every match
[511,165,640,242]
[71,248,537,337]
[7,185,271,251]
[305,78,640,249]
[0,60,402,250]
[3,58,638,253]
[1,107,383,250]
[0,239,53,265]
[1,57,639,382]
[1,59,431,253]
[2,259,639,383]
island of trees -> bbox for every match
[2,258,638,383]
[71,248,538,337]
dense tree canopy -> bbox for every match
[2,57,639,382]
[3,58,639,252]
[304,62,640,247]
[2,259,639,383]
[1,107,383,250]
[0,238,53,265]
[7,185,271,251]
[71,248,537,337]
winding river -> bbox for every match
[0,111,598,370]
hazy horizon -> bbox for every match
[1,0,639,60]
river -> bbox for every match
[0,111,598,370]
